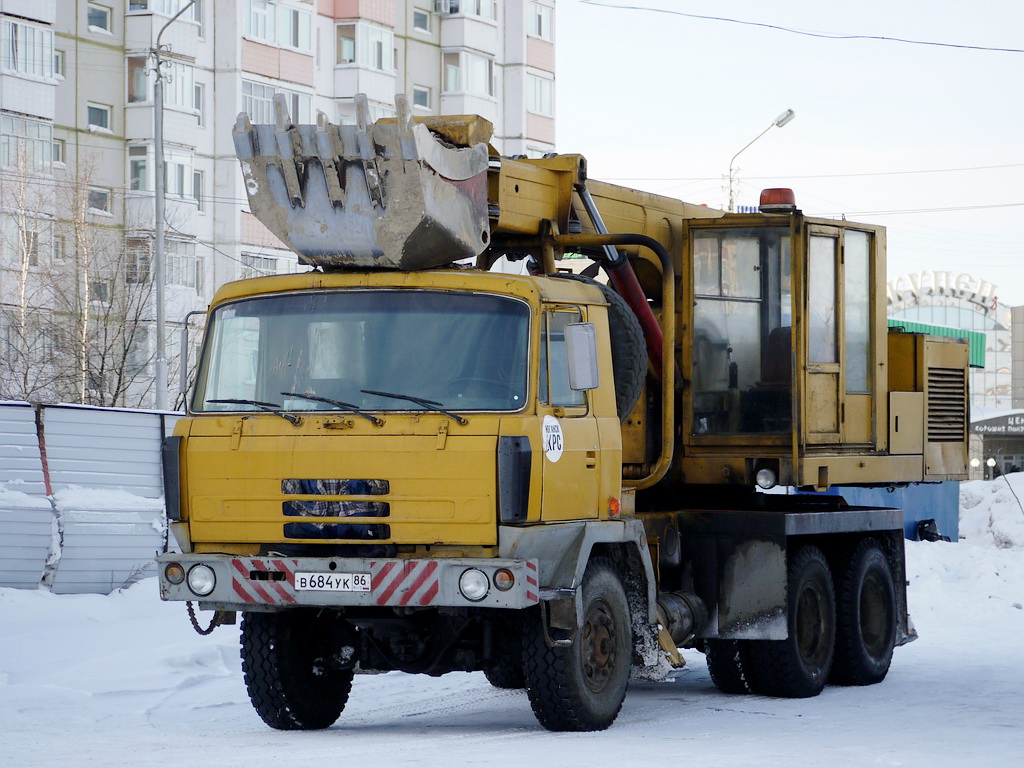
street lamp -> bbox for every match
[152,0,196,411]
[727,109,795,212]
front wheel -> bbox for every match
[831,539,897,685]
[240,610,355,730]
[745,545,836,698]
[523,558,632,731]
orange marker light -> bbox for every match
[608,497,621,518]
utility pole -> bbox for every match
[152,0,196,411]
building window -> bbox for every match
[442,51,494,97]
[241,253,277,278]
[166,239,203,291]
[165,149,193,198]
[54,49,65,77]
[89,279,111,304]
[280,7,312,51]
[335,23,394,71]
[193,170,204,210]
[242,80,275,123]
[54,234,66,260]
[412,86,431,109]
[87,103,111,130]
[1,115,53,171]
[242,81,311,123]
[194,82,204,125]
[127,56,150,102]
[87,187,111,213]
[129,145,150,191]
[162,59,195,110]
[87,4,112,32]
[465,0,495,20]
[126,237,152,283]
[413,10,430,32]
[1,216,53,267]
[244,0,276,43]
[530,3,553,41]
[527,73,553,116]
[2,19,55,78]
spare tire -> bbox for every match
[549,273,647,421]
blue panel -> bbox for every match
[798,482,959,541]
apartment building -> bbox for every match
[0,0,555,407]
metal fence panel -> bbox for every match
[41,406,173,498]
[0,402,47,494]
[0,403,52,588]
[49,508,164,595]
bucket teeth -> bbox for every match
[232,93,492,270]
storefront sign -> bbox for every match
[887,271,998,311]
[972,414,1024,435]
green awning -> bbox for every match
[887,319,986,368]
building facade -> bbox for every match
[0,0,555,407]
[887,269,1012,410]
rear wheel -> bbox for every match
[704,639,753,694]
[745,546,836,698]
[831,539,897,685]
[240,610,355,730]
[523,558,632,731]
[483,657,526,689]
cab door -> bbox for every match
[803,228,843,444]
[538,305,601,521]
[801,225,879,446]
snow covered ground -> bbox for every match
[3,479,1024,768]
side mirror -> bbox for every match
[565,322,600,391]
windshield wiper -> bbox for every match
[361,389,468,426]
[281,391,383,426]
[206,398,302,425]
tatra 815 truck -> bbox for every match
[157,95,968,731]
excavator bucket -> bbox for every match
[232,93,491,270]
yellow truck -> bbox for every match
[158,95,969,731]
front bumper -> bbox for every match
[156,554,540,611]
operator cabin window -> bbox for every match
[691,227,791,435]
[540,309,585,408]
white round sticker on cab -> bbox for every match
[542,415,563,462]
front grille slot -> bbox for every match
[927,367,966,442]
[281,478,390,541]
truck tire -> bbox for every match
[704,639,753,694]
[523,558,632,731]
[745,546,836,698]
[241,610,354,730]
[483,657,526,689]
[549,273,646,421]
[830,539,897,686]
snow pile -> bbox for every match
[959,473,1024,548]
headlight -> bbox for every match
[187,564,217,597]
[755,467,777,490]
[164,562,185,585]
[458,568,489,601]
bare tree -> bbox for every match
[0,152,65,401]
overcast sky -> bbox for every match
[554,0,1024,305]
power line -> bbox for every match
[820,202,1024,216]
[603,162,1024,183]
[580,1,1024,53]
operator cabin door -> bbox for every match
[801,226,877,446]
[539,306,601,522]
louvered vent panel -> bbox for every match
[927,367,966,442]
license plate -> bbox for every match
[294,572,371,592]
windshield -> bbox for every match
[193,290,530,414]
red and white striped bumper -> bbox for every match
[157,554,540,610]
